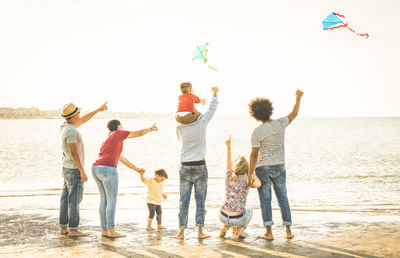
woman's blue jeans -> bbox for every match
[256,164,292,226]
[218,208,253,229]
[92,165,119,229]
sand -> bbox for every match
[1,211,399,258]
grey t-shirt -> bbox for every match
[251,117,289,167]
[60,123,84,169]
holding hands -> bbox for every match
[162,193,167,200]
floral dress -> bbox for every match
[221,171,249,214]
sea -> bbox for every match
[0,116,399,241]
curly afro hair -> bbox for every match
[248,97,274,122]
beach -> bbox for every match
[1,210,400,257]
[1,117,400,257]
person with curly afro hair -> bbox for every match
[248,89,304,240]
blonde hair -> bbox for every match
[233,156,249,176]
[180,82,192,94]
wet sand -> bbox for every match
[1,210,399,258]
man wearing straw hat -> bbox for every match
[59,102,108,237]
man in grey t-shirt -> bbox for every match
[248,90,304,240]
[59,102,107,237]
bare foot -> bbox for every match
[286,232,295,239]
[157,225,166,230]
[237,227,248,238]
[172,231,184,240]
[146,227,155,231]
[198,233,211,239]
[229,234,240,240]
[107,227,126,238]
[257,233,274,240]
[219,226,229,238]
[68,230,89,237]
[238,232,249,238]
[60,228,69,235]
[107,231,126,238]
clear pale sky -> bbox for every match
[0,0,399,116]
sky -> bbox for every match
[0,0,399,116]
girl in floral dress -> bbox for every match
[219,136,253,239]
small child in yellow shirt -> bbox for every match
[140,169,168,230]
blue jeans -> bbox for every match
[59,168,84,230]
[178,164,208,229]
[92,165,119,229]
[218,208,253,229]
[256,164,292,226]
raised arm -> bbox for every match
[226,135,232,172]
[76,102,108,128]
[248,147,259,185]
[287,90,304,124]
[67,143,87,182]
[202,87,219,122]
[119,155,145,173]
[127,123,158,138]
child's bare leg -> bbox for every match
[156,207,165,230]
[147,218,154,231]
[198,226,210,239]
[172,228,184,240]
[219,226,229,238]
[232,226,238,235]
[286,225,294,239]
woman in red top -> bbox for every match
[92,119,157,238]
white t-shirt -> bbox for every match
[251,117,289,167]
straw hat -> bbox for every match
[61,103,81,119]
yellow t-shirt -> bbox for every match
[144,178,163,205]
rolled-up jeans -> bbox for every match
[178,164,208,229]
[59,167,84,230]
[92,165,119,229]
[256,164,292,226]
[218,208,253,229]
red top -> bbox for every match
[177,93,200,113]
[93,130,130,168]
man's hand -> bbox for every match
[162,193,167,200]
[137,168,145,174]
[80,172,88,182]
[211,87,219,97]
[296,89,304,100]
[97,102,108,112]
[225,135,231,148]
